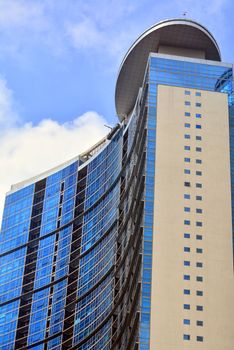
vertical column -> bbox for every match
[15,179,46,349]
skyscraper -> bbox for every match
[0,18,234,349]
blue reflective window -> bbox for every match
[184,158,190,163]
[184,233,190,238]
[196,262,203,268]
[184,319,190,325]
[184,261,190,266]
[184,169,190,174]
[184,207,190,212]
[184,304,190,309]
[184,145,190,150]
[184,247,190,252]
[184,289,190,295]
[185,123,190,128]
[196,113,202,118]
[197,336,204,342]
[185,101,191,106]
[185,112,191,117]
[184,220,190,225]
[184,194,190,199]
[184,334,190,340]
[184,134,190,139]
[197,305,203,311]
[184,275,190,280]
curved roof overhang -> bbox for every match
[115,19,221,120]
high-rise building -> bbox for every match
[0,18,234,350]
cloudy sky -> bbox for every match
[0,0,234,222]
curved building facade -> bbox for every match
[0,19,234,350]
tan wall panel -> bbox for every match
[150,85,234,349]
[158,45,205,59]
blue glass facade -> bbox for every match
[0,27,233,350]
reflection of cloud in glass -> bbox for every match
[215,68,233,105]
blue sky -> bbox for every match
[0,0,234,220]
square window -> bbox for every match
[184,319,190,325]
[184,194,190,199]
[184,220,190,225]
[196,171,202,176]
[184,304,190,309]
[184,261,190,266]
[196,92,201,97]
[197,320,203,326]
[185,123,190,128]
[196,262,203,268]
[197,276,203,282]
[184,145,190,150]
[185,90,191,95]
[185,112,191,117]
[196,235,203,240]
[196,136,202,141]
[196,183,202,188]
[184,334,190,340]
[184,233,190,238]
[184,169,191,174]
[185,101,191,106]
[196,195,202,200]
[197,305,203,311]
[197,336,204,342]
[196,248,203,253]
[196,124,202,129]
[196,290,203,296]
[196,113,201,118]
[196,222,202,227]
[184,289,190,295]
[196,208,203,213]
[184,158,190,163]
[184,275,190,280]
[185,134,190,139]
[196,159,202,164]
[184,182,191,187]
[196,103,201,107]
[184,207,190,212]
[184,247,191,252]
[196,147,202,152]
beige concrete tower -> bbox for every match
[150,85,234,349]
[116,19,234,349]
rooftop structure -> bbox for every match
[115,19,221,120]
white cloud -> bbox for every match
[66,17,138,61]
[66,19,106,50]
[0,77,19,129]
[0,78,108,226]
[0,0,46,30]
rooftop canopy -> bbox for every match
[115,19,221,121]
